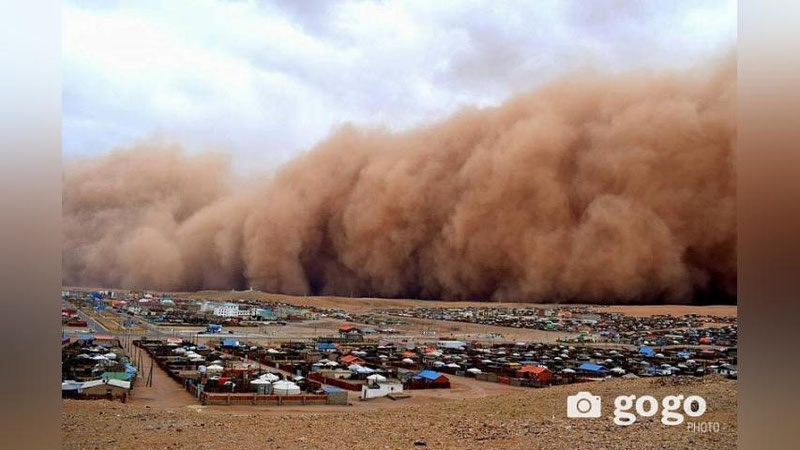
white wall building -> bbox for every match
[212,302,257,318]
[360,381,404,400]
[213,303,240,317]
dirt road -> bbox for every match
[128,344,196,408]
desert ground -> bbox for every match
[63,375,736,450]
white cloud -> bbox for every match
[63,0,736,172]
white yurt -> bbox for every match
[272,380,301,396]
[366,374,386,383]
[466,368,482,375]
[207,364,224,373]
[259,372,280,382]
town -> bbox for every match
[62,289,737,408]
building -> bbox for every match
[409,370,450,389]
[255,308,276,320]
[578,363,609,377]
[213,302,256,318]
[340,354,365,366]
[73,378,131,401]
[361,380,404,399]
[338,326,363,340]
[516,365,553,384]
[436,340,466,350]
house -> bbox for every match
[77,378,131,401]
[578,363,609,377]
[516,365,553,384]
[101,371,134,382]
[340,354,366,366]
[338,326,362,340]
[409,370,450,389]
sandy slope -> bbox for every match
[63,376,736,450]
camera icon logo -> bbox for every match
[567,391,602,418]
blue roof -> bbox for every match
[639,346,655,356]
[414,370,446,381]
[316,343,336,350]
[221,339,239,347]
[579,363,608,372]
[78,334,94,341]
[322,386,343,393]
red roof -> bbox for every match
[518,365,549,374]
[340,354,363,364]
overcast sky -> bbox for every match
[63,0,736,172]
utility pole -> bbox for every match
[147,358,154,387]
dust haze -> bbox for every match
[63,57,736,304]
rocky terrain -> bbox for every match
[63,376,736,449]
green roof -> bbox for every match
[101,371,133,381]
